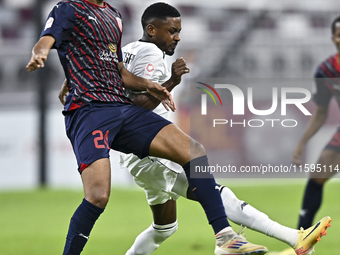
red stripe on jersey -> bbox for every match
[69,66,86,91]
[60,0,131,111]
[70,52,99,87]
[74,13,101,46]
[320,63,335,78]
[73,1,86,10]
[86,9,121,72]
[74,12,115,82]
[105,11,122,61]
[332,54,340,73]
[82,0,107,9]
[102,9,120,40]
[73,28,112,83]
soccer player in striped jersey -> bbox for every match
[26,1,265,254]
[118,3,331,255]
[26,1,331,254]
[268,16,340,255]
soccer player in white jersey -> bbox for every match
[118,3,331,255]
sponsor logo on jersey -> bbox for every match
[146,63,155,72]
[109,43,117,53]
[99,43,118,62]
[143,63,155,78]
[123,52,135,65]
[44,17,54,31]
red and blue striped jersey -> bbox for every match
[314,53,340,108]
[41,0,132,113]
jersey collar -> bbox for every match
[138,39,166,59]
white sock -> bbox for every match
[219,186,299,247]
[125,221,178,255]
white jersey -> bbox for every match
[120,40,185,206]
[122,40,171,118]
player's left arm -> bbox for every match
[119,62,176,111]
[26,35,55,72]
[130,58,189,110]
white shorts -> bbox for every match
[120,153,188,205]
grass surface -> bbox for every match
[0,179,338,254]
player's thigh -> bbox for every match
[150,199,177,225]
[129,156,182,206]
[81,158,111,208]
[149,124,205,166]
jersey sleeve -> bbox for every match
[313,69,333,107]
[131,52,166,83]
[40,1,75,49]
[115,9,123,62]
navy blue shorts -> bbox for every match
[325,126,340,152]
[65,102,172,173]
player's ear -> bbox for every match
[146,24,156,38]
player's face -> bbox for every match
[152,17,181,56]
[332,22,340,52]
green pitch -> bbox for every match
[0,179,338,254]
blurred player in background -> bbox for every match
[118,3,331,255]
[268,16,340,255]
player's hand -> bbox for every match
[146,82,176,111]
[58,79,69,105]
[26,52,47,72]
[26,36,55,72]
[292,142,305,166]
[170,57,190,85]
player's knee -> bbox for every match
[190,138,206,159]
[86,192,110,209]
[310,177,328,185]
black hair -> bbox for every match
[141,2,180,29]
[331,16,340,35]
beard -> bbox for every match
[166,50,175,56]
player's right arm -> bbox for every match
[27,2,75,72]
[26,35,55,72]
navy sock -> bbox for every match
[183,156,230,234]
[298,179,323,229]
[63,198,104,255]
